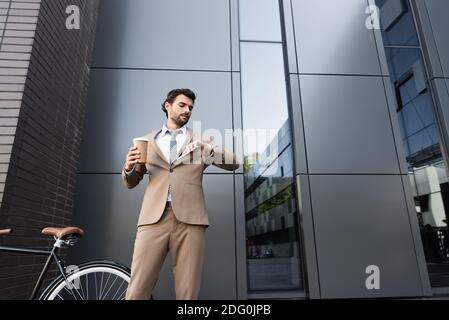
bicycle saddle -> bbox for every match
[0,229,12,236]
[41,227,84,239]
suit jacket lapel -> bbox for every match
[148,127,193,168]
[172,127,193,168]
[149,129,170,167]
[178,127,193,158]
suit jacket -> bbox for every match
[121,127,239,226]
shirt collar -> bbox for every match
[161,123,188,136]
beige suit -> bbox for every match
[123,127,239,299]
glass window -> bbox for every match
[385,47,422,82]
[239,0,282,42]
[376,0,449,288]
[241,43,288,142]
[240,42,303,292]
[377,0,419,46]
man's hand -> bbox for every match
[189,141,214,155]
[200,141,214,157]
[200,141,212,152]
[125,146,141,171]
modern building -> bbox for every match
[0,0,448,299]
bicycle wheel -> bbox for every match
[40,260,131,300]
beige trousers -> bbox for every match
[125,203,206,300]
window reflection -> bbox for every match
[241,43,289,153]
[377,0,419,46]
[240,43,303,291]
[377,0,449,288]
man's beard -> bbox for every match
[173,115,189,127]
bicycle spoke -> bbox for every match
[43,265,130,300]
[62,283,81,300]
[116,283,127,300]
[77,275,87,300]
[85,272,89,300]
[71,284,85,300]
[99,273,112,300]
[65,273,86,300]
[98,272,105,299]
[94,271,99,299]
[116,281,129,300]
[111,279,127,300]
[101,274,120,300]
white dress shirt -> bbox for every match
[157,124,188,201]
[155,124,188,165]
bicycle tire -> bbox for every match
[40,260,131,300]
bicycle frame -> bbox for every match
[0,243,67,300]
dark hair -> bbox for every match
[161,88,196,117]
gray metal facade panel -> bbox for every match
[69,174,143,267]
[291,0,382,75]
[295,174,321,299]
[92,0,231,71]
[300,74,400,174]
[310,174,424,298]
[367,0,390,77]
[78,69,234,174]
[231,72,244,174]
[412,0,444,78]
[230,0,240,72]
[400,174,433,296]
[69,173,237,299]
[432,79,449,141]
[424,0,449,78]
[289,74,307,174]
[281,0,298,74]
[234,173,248,300]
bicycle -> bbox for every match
[0,226,131,300]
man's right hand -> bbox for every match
[125,146,141,171]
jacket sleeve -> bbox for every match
[202,138,239,171]
[121,163,147,189]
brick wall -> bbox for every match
[0,0,99,299]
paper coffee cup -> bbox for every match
[133,137,149,164]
